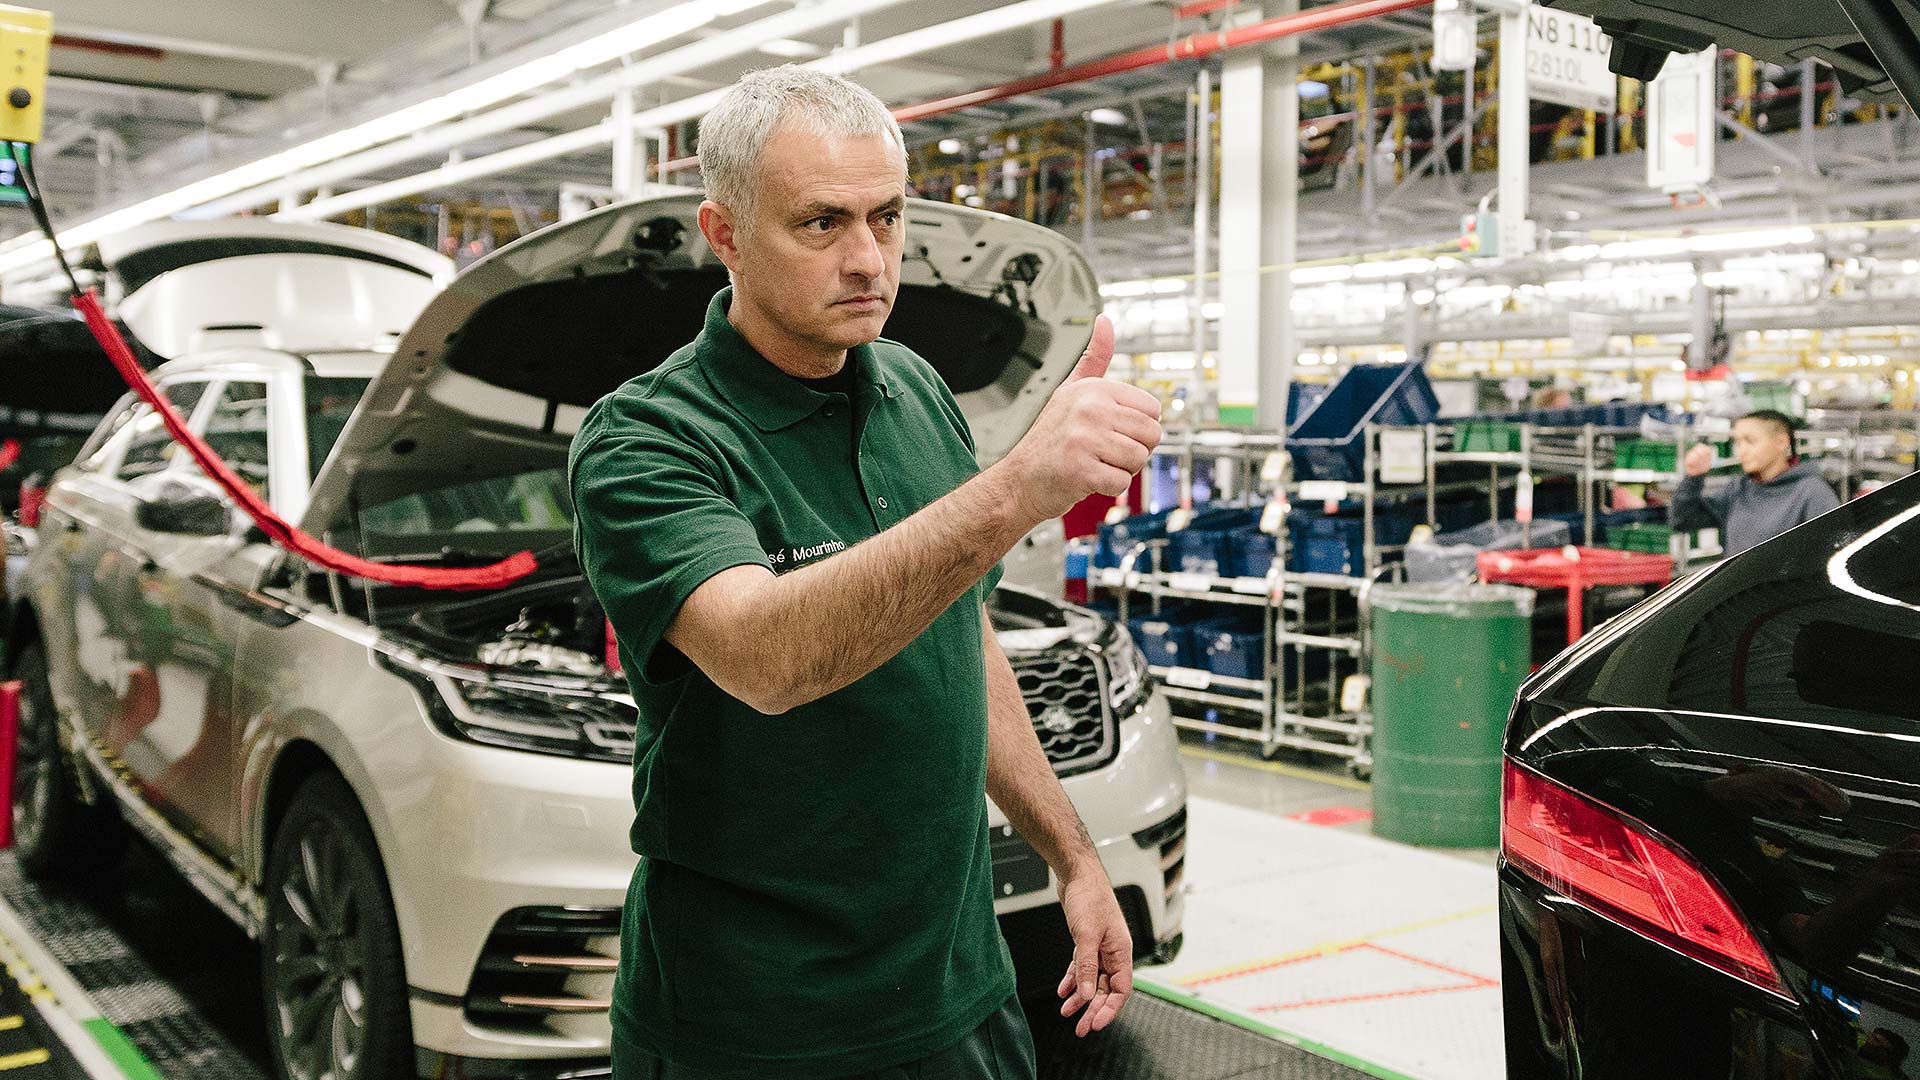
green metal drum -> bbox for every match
[1368,583,1534,847]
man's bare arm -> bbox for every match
[661,314,1159,714]
[980,608,1100,880]
[981,606,1133,1035]
[667,466,1030,713]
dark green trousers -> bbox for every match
[612,995,1038,1080]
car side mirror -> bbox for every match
[134,482,232,536]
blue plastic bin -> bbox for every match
[1287,364,1441,481]
[1226,527,1280,578]
[1129,613,1195,668]
[1286,506,1417,576]
[1191,615,1265,679]
[1166,505,1264,575]
[1096,508,1174,569]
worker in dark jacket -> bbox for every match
[1672,409,1840,557]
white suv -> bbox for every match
[10,205,1185,1080]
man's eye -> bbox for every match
[876,212,900,227]
[806,217,835,232]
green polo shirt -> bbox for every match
[567,285,1011,1077]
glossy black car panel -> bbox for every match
[1504,473,1920,1079]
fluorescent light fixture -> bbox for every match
[1291,264,1354,284]
[1353,257,1436,279]
[1688,226,1815,252]
[758,36,825,57]
[1088,107,1130,126]
[0,0,754,273]
[1410,287,1437,305]
[1098,279,1152,297]
[1150,277,1187,294]
[269,0,1132,227]
[937,138,964,154]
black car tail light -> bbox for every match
[1502,759,1791,1000]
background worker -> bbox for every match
[1673,409,1840,557]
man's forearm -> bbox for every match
[982,628,1103,884]
[751,464,1034,710]
[1670,474,1724,530]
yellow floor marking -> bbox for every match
[1179,745,1372,792]
[0,1048,47,1070]
[1174,904,1499,987]
[0,1017,22,1032]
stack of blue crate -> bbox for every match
[1095,507,1174,569]
[1286,505,1418,576]
[1190,613,1265,680]
[1167,504,1265,576]
[1128,610,1198,669]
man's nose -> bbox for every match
[843,221,885,280]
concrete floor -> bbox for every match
[1148,731,1506,1080]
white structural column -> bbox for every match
[1215,0,1300,429]
[1493,0,1536,257]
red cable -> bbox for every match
[72,289,537,591]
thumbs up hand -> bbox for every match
[993,314,1164,530]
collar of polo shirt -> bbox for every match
[695,284,897,432]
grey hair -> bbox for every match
[698,64,907,227]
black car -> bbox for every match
[1502,6,1920,1076]
[1502,472,1920,1078]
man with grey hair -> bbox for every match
[569,64,1162,1078]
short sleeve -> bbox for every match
[570,415,772,688]
[982,557,1004,597]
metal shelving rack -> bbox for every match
[1094,426,1429,777]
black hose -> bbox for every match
[9,141,82,298]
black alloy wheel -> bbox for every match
[262,771,411,1080]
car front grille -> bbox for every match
[1010,647,1117,777]
[464,906,621,1029]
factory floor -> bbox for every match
[0,735,1505,1080]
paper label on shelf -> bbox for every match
[1378,429,1426,484]
[1168,572,1212,592]
[1167,506,1194,533]
[1095,567,1124,586]
[1298,481,1349,503]
[1259,498,1288,534]
[1259,450,1289,485]
[1230,576,1268,594]
[1341,674,1370,714]
[1165,666,1213,690]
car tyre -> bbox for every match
[261,771,412,1080]
[11,640,125,879]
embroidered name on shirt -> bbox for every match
[769,539,847,569]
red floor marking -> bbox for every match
[1207,940,1501,1012]
[1285,805,1374,827]
[1363,943,1499,987]
[1252,980,1497,1012]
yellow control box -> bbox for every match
[0,5,49,145]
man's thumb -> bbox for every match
[1065,313,1115,383]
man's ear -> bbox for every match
[698,200,743,274]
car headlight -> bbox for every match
[377,651,635,764]
[1103,624,1152,714]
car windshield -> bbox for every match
[305,375,371,484]
[355,465,573,556]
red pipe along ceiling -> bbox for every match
[657,0,1434,174]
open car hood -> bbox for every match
[300,192,1098,535]
[1543,0,1910,102]
[97,218,453,360]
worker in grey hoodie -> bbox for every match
[1671,409,1840,557]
